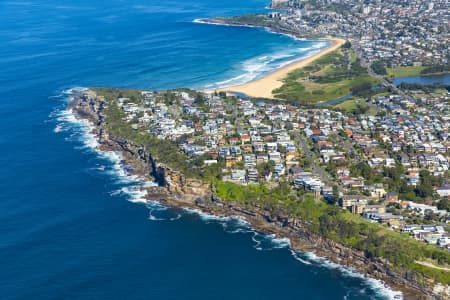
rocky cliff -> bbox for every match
[270,0,289,9]
[69,90,449,299]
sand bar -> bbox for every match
[214,37,346,99]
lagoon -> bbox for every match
[393,73,450,86]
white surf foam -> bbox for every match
[183,207,292,251]
[52,89,158,206]
[203,42,329,89]
[185,204,396,300]
[194,18,331,90]
[119,186,148,204]
[54,89,401,299]
[183,207,233,222]
[53,124,63,133]
[271,236,291,248]
[251,232,292,251]
[300,251,403,299]
[192,18,260,29]
[289,249,312,265]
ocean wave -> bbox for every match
[63,87,89,95]
[192,18,260,29]
[289,249,312,265]
[183,208,253,233]
[54,89,401,299]
[203,43,328,89]
[194,18,332,90]
[117,186,148,204]
[296,251,403,300]
[193,18,313,44]
[53,124,63,133]
[297,46,316,52]
[183,207,291,251]
[252,232,291,251]
[183,207,233,222]
[298,42,327,51]
[262,27,309,42]
[146,201,171,221]
[205,73,250,88]
[182,202,396,298]
[52,89,158,203]
[55,109,100,150]
[312,41,328,49]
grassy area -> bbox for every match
[93,87,450,286]
[215,180,300,208]
[386,66,426,78]
[333,98,366,112]
[332,89,392,114]
[434,88,449,94]
[216,179,450,285]
[93,88,220,180]
[332,97,380,116]
[273,48,378,105]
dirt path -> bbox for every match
[415,261,450,272]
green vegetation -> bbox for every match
[333,98,368,114]
[387,65,450,79]
[93,88,222,180]
[216,181,450,284]
[350,161,382,184]
[348,157,445,203]
[411,263,450,286]
[438,198,450,212]
[93,87,450,286]
[95,85,450,284]
[273,47,377,105]
[332,90,389,115]
[371,60,387,75]
[341,40,352,49]
[383,165,445,203]
[421,64,450,75]
[398,82,449,93]
[386,66,426,78]
[215,180,299,208]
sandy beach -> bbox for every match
[215,37,346,99]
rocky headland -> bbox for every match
[68,89,450,299]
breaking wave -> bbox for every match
[183,208,291,251]
[292,251,403,300]
[51,88,156,202]
[53,88,402,299]
[203,43,329,89]
[196,19,331,90]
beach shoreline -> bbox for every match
[212,37,346,99]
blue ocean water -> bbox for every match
[0,1,400,299]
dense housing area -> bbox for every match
[78,79,450,287]
[71,0,450,292]
[218,0,449,78]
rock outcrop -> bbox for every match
[69,90,449,300]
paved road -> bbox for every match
[289,48,413,194]
[355,49,414,101]
[292,132,339,189]
[290,50,398,191]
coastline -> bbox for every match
[213,37,345,99]
[63,89,449,299]
[193,18,309,43]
